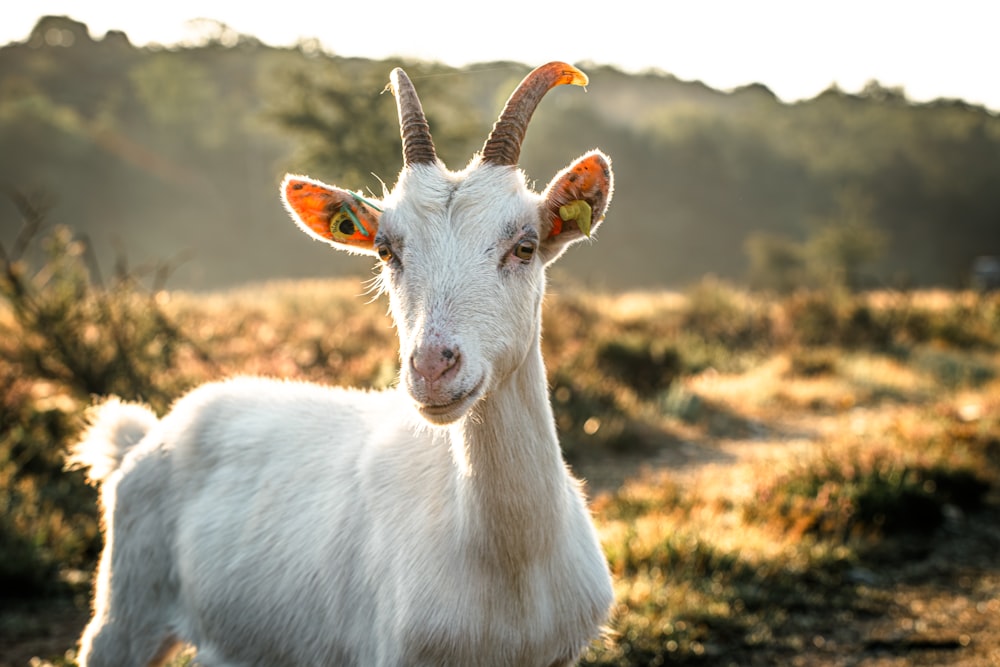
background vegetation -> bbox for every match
[2,14,999,667]
[2,16,999,292]
[2,213,998,665]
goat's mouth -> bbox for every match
[415,378,485,424]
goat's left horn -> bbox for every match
[481,62,588,167]
[389,68,437,166]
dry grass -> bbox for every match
[3,272,999,666]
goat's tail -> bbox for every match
[67,397,159,484]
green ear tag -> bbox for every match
[350,191,384,213]
[559,200,593,237]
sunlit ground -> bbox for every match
[3,276,999,666]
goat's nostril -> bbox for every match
[411,347,461,382]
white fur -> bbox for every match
[68,398,159,484]
[71,135,614,667]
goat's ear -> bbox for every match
[281,174,381,255]
[539,150,613,263]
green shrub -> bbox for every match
[1,225,200,411]
[784,291,841,347]
[785,347,839,377]
[840,303,893,348]
[0,367,98,599]
[596,336,681,398]
[746,450,989,541]
[682,279,771,350]
[0,200,205,599]
[550,371,648,459]
[908,347,996,389]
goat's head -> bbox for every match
[282,62,613,425]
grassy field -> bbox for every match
[1,238,999,665]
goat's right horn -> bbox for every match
[481,62,589,167]
[388,68,437,166]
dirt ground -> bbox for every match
[566,465,1000,665]
[777,503,1000,667]
[576,364,1000,667]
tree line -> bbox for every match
[2,15,998,291]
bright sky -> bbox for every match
[3,1,998,111]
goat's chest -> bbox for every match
[379,546,608,667]
[357,440,612,665]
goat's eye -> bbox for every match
[513,240,536,262]
[377,244,393,263]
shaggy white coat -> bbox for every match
[69,158,615,666]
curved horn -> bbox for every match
[481,62,589,167]
[389,68,437,166]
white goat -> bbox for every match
[69,61,615,667]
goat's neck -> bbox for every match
[449,340,568,572]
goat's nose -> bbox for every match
[410,346,460,383]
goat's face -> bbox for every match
[281,63,613,425]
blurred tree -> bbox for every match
[3,16,1000,289]
[269,61,482,192]
[745,232,808,293]
[807,189,887,291]
[131,55,227,150]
